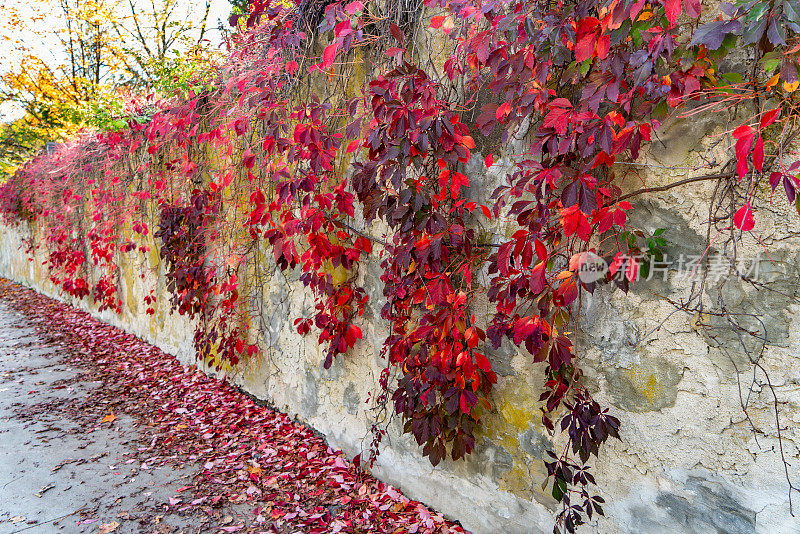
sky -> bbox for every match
[0,0,235,121]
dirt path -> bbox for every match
[0,279,466,534]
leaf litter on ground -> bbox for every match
[0,279,468,534]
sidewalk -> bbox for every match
[0,279,466,534]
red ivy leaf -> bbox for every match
[344,324,362,347]
[430,15,445,29]
[560,205,592,241]
[243,148,255,169]
[346,140,360,153]
[345,0,363,14]
[322,43,338,70]
[734,131,755,179]
[595,34,610,60]
[475,352,491,372]
[534,239,547,261]
[354,236,372,254]
[733,202,755,231]
[733,123,754,140]
[557,278,579,306]
[769,171,782,191]
[753,136,764,173]
[625,257,639,283]
[334,19,353,38]
[760,107,781,129]
[441,17,454,34]
[683,0,701,18]
[496,102,511,121]
[784,176,797,203]
[451,172,469,198]
[390,22,404,44]
[459,392,470,414]
[574,32,598,62]
[665,0,681,24]
[385,47,405,58]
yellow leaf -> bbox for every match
[555,270,574,280]
[784,80,799,93]
[766,74,780,89]
[331,265,349,286]
[442,16,454,34]
[101,411,117,424]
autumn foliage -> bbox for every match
[0,279,467,533]
[2,0,800,531]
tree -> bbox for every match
[109,0,214,85]
[0,0,216,174]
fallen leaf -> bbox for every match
[99,521,120,533]
[35,483,55,497]
[0,280,468,534]
[100,411,117,424]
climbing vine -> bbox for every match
[2,0,800,531]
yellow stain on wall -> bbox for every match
[477,378,550,500]
[122,259,137,315]
[624,365,662,404]
[148,244,160,271]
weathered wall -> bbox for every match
[2,114,800,534]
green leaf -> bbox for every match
[652,100,669,120]
[760,51,782,74]
[721,72,743,85]
[745,1,770,23]
[552,478,567,502]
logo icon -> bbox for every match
[570,251,608,283]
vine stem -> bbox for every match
[618,122,800,204]
[616,171,734,202]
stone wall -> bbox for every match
[2,115,800,533]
